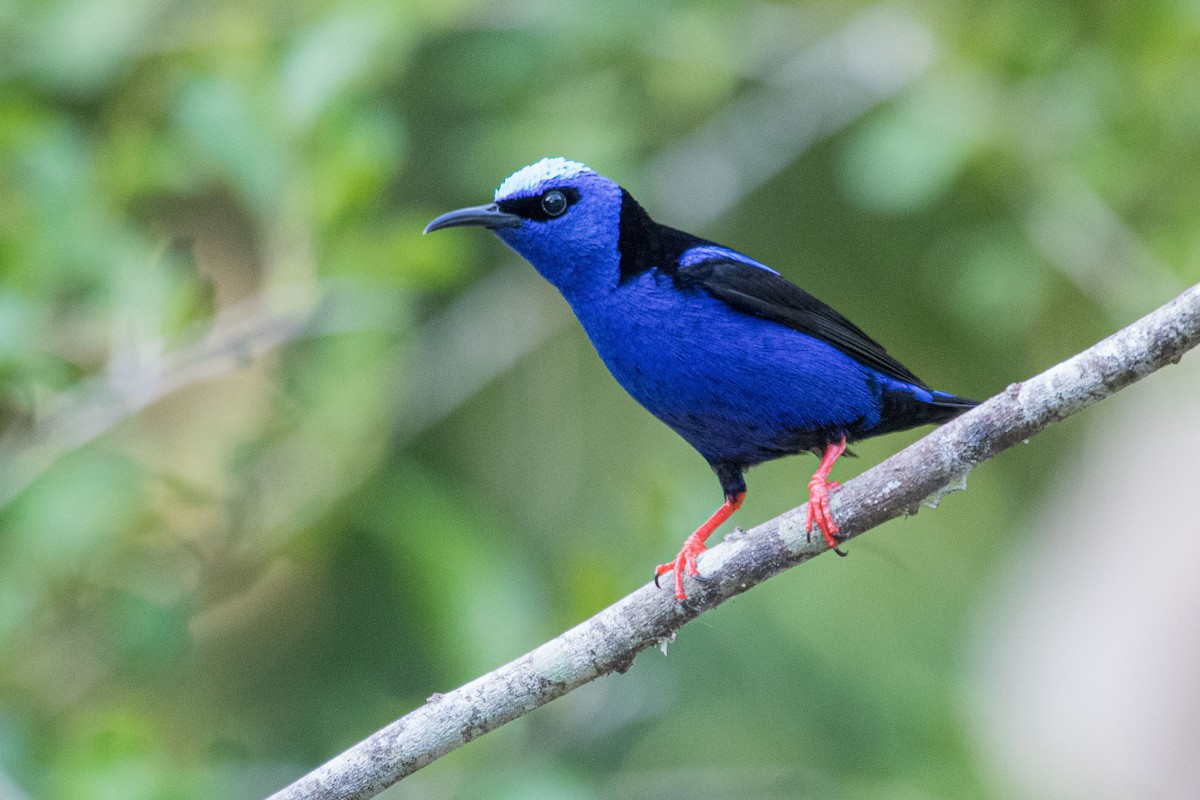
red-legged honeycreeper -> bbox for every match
[425,158,977,600]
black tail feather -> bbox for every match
[872,388,979,438]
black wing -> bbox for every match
[675,257,929,388]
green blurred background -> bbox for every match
[1,1,1198,798]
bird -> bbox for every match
[425,157,977,600]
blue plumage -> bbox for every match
[426,158,976,599]
[576,269,878,467]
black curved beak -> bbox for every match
[423,203,521,234]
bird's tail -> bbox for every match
[872,387,979,437]
[924,390,980,424]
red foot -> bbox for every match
[806,475,840,548]
[805,438,847,550]
[654,533,707,601]
[655,492,745,601]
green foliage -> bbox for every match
[0,0,1196,797]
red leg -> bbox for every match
[806,437,847,550]
[655,491,746,601]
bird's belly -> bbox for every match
[573,289,880,465]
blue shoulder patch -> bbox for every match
[679,245,779,275]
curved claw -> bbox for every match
[655,538,707,601]
[805,438,848,552]
[805,475,842,549]
[654,491,745,601]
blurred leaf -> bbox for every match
[307,105,407,227]
[837,74,995,214]
[99,590,191,676]
[4,452,144,578]
[925,223,1049,339]
[281,5,411,130]
[172,76,286,210]
[24,0,161,95]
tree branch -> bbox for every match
[267,283,1200,800]
[0,284,395,511]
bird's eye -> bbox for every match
[541,190,568,217]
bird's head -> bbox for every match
[425,157,625,299]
